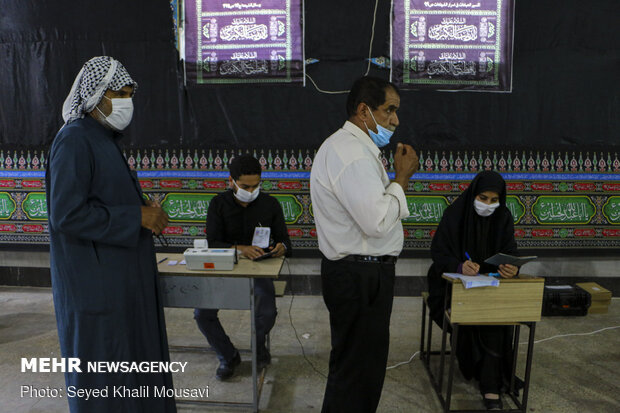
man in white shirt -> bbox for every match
[310,76,419,413]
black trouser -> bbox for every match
[455,325,514,395]
[320,257,396,413]
[193,278,276,363]
[475,326,514,395]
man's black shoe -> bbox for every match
[215,352,241,381]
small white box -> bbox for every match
[193,239,208,248]
[183,248,236,271]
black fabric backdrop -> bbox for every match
[0,0,618,150]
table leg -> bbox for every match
[420,297,427,358]
[426,309,433,367]
[250,278,258,413]
[521,323,536,412]
[444,323,458,413]
[510,325,520,397]
[438,311,448,390]
[438,284,451,390]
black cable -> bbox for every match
[284,258,328,379]
[155,233,169,247]
[283,259,420,373]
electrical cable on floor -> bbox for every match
[305,0,380,95]
[520,325,620,345]
[285,281,619,372]
[284,256,418,374]
[386,351,419,370]
[284,258,328,379]
[384,325,620,372]
[386,313,620,370]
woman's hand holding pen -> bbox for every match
[462,251,480,275]
[498,264,518,278]
[462,260,480,276]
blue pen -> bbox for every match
[489,272,500,277]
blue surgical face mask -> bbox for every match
[363,105,394,148]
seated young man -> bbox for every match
[194,155,292,380]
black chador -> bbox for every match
[427,170,519,395]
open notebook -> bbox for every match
[484,253,537,267]
[443,273,500,289]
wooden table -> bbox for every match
[157,253,284,413]
[421,274,544,413]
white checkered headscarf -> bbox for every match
[61,56,137,127]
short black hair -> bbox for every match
[229,155,262,180]
[346,76,400,117]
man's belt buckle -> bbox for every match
[347,254,396,264]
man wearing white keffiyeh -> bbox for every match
[62,56,137,127]
[46,56,176,413]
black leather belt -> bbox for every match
[341,255,397,264]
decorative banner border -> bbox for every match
[531,195,596,225]
[1,147,618,252]
[161,192,215,223]
[184,0,304,84]
[391,0,514,91]
[0,192,17,220]
[404,195,448,225]
[602,196,620,225]
[4,147,618,174]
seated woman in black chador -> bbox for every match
[427,170,521,410]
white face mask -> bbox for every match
[474,199,500,217]
[97,96,134,131]
[233,180,260,203]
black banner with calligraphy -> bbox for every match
[1,1,617,150]
[391,0,515,91]
[183,0,304,85]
